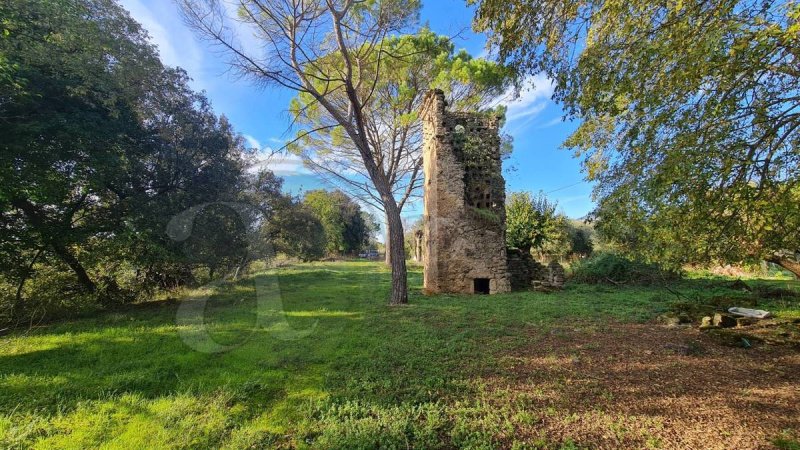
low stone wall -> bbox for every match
[507,248,565,290]
[507,248,546,290]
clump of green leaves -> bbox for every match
[302,190,377,256]
[571,253,681,285]
[0,0,326,327]
[472,0,800,275]
[505,192,563,253]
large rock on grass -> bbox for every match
[713,313,738,328]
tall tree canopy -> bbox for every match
[303,190,375,256]
[0,0,253,307]
[2,0,159,294]
[287,28,512,264]
[472,0,800,274]
[288,29,511,215]
[0,0,318,325]
[506,192,561,254]
[180,0,425,303]
[248,171,327,263]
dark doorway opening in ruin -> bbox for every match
[473,278,490,295]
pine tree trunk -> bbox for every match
[414,231,423,262]
[384,212,392,266]
[384,201,408,305]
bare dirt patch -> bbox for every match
[487,323,800,449]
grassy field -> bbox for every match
[1,261,798,449]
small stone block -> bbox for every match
[736,317,760,327]
[713,313,737,328]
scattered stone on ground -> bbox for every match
[707,318,800,347]
[659,313,691,327]
[713,312,738,328]
[736,317,761,327]
[547,261,566,289]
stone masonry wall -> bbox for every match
[507,248,547,290]
[421,90,511,294]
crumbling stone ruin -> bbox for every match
[547,260,566,289]
[413,229,423,262]
[420,90,564,294]
[420,90,511,294]
[506,248,547,290]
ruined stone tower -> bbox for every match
[420,90,511,294]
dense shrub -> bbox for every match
[571,253,680,285]
[0,268,102,329]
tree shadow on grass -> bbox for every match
[3,263,796,447]
[0,267,382,416]
[483,322,800,449]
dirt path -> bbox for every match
[487,323,800,449]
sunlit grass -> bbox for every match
[1,261,797,448]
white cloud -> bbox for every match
[494,73,555,123]
[243,134,261,150]
[119,0,205,86]
[242,135,308,176]
[537,117,564,129]
[249,151,311,176]
[220,0,264,58]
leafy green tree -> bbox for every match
[127,75,250,289]
[505,192,561,254]
[472,0,800,275]
[180,0,423,304]
[0,0,158,293]
[0,0,265,321]
[304,190,347,256]
[249,172,326,263]
[303,190,374,256]
[265,203,327,262]
[568,221,594,257]
[540,215,571,259]
[181,205,250,280]
[341,205,377,256]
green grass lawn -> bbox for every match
[1,261,798,449]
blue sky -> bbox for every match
[119,0,594,222]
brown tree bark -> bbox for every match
[50,242,97,293]
[414,230,423,262]
[13,249,44,320]
[50,242,97,292]
[180,0,412,304]
[383,212,392,266]
[383,200,408,305]
[12,198,97,293]
[768,256,800,278]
